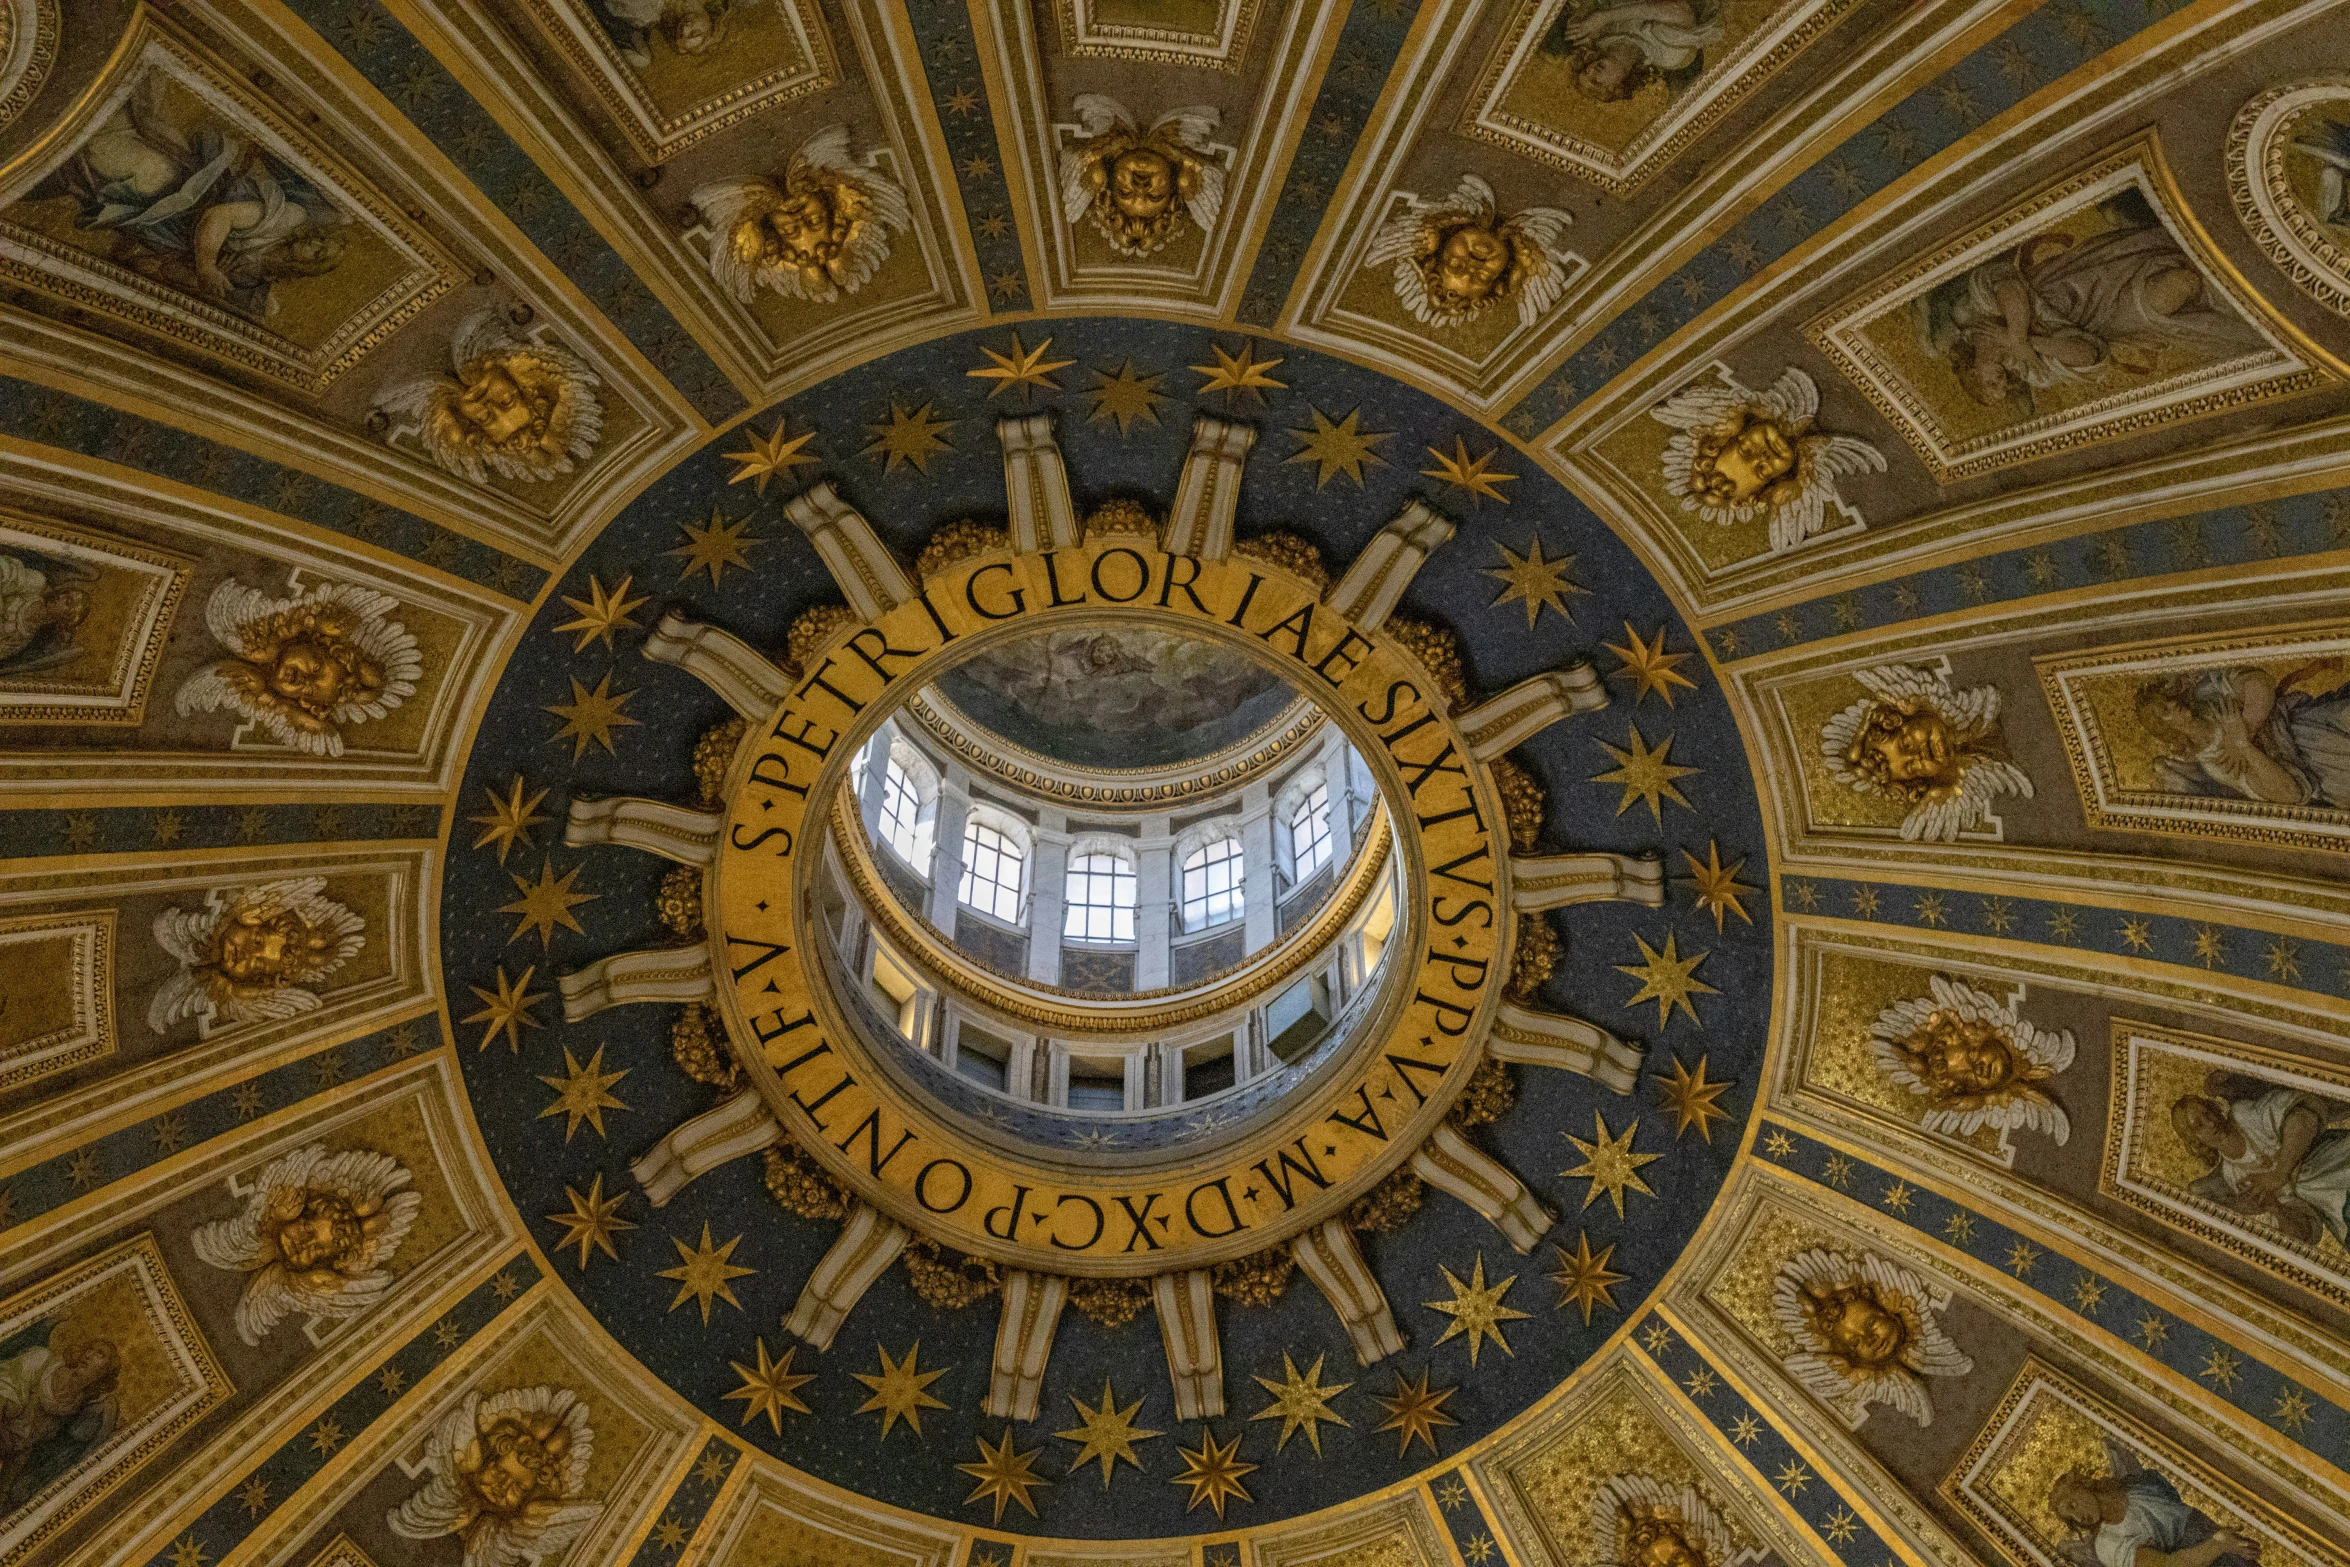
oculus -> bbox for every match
[2228,77,2350,320]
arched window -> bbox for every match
[1288,782,1334,882]
[1064,852,1136,942]
[1180,838,1245,933]
[877,758,929,866]
[958,818,1025,923]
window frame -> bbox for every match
[1062,848,1138,944]
[956,810,1029,926]
[1178,835,1246,934]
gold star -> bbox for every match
[2073,1274,2107,1313]
[724,418,820,493]
[654,1515,688,1549]
[2199,1348,2238,1389]
[546,672,638,760]
[864,400,955,474]
[1170,1427,1256,1517]
[503,858,598,947]
[379,1366,407,1396]
[1058,1380,1160,1485]
[1548,1231,1627,1324]
[697,1449,732,1485]
[2274,1388,2313,1433]
[1087,359,1166,434]
[1681,842,1754,932]
[1425,1253,1529,1366]
[2118,917,2153,953]
[1683,1367,1718,1397]
[434,1317,463,1349]
[967,331,1074,402]
[170,1536,208,1567]
[856,1342,950,1439]
[1421,438,1517,505]
[943,87,979,118]
[658,1222,754,1323]
[1729,1413,1761,1447]
[536,1044,629,1140]
[1437,1477,1469,1510]
[1482,535,1582,629]
[1372,1369,1457,1456]
[1191,340,1286,404]
[1605,622,1696,706]
[470,774,549,864]
[668,508,760,586]
[1615,930,1716,1029]
[1250,1351,1351,1455]
[959,1427,1051,1522]
[2006,1240,2039,1277]
[1774,1460,1810,1496]
[1285,405,1390,489]
[2192,923,2226,967]
[1561,1112,1661,1217]
[1944,1211,1977,1245]
[1823,1152,1854,1188]
[2136,1313,2169,1350]
[1593,725,1697,821]
[1881,1180,1913,1212]
[64,1149,106,1190]
[1824,1508,1859,1545]
[553,573,648,652]
[547,1172,633,1268]
[464,964,543,1053]
[1764,1130,1796,1158]
[1463,1535,1497,1565]
[310,1414,345,1455]
[1850,884,1880,918]
[490,1270,521,1300]
[237,1476,270,1517]
[1654,1055,1733,1142]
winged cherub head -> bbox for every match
[1364,174,1575,329]
[374,310,605,487]
[1651,366,1886,552]
[1590,1475,1741,1567]
[174,579,421,757]
[148,877,367,1035]
[691,125,912,305]
[389,1386,602,1567]
[1819,662,2034,841]
[1773,1247,1973,1428]
[1059,95,1227,258]
[1869,975,2074,1144]
[191,1143,420,1344]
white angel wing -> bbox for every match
[688,177,782,303]
[151,901,219,967]
[1058,138,1100,225]
[1853,662,1954,711]
[1148,104,1221,152]
[1069,93,1135,139]
[1186,153,1226,237]
[370,371,440,430]
[446,307,516,369]
[1759,365,1821,425]
[388,1463,471,1541]
[483,1505,603,1567]
[190,1200,264,1272]
[1504,204,1575,327]
[1649,378,1754,433]
[788,123,857,175]
[202,579,284,657]
[1805,431,1886,483]
[1767,487,1828,554]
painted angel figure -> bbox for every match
[0,1334,121,1512]
[1545,0,1725,103]
[389,1386,602,1567]
[605,0,728,67]
[1818,662,2033,841]
[1651,365,1886,552]
[175,577,421,757]
[147,876,366,1033]
[2133,661,2350,809]
[2170,1072,2350,1248]
[2051,1445,2258,1567]
[1590,1473,1746,1567]
[1058,94,1226,258]
[0,550,94,676]
[1772,1247,1973,1428]
[373,309,605,487]
[1869,975,2074,1146]
[191,1142,421,1345]
[690,125,910,305]
[1363,174,1574,330]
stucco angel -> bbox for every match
[389,1386,602,1567]
[1870,975,2073,1146]
[373,310,604,487]
[191,1142,420,1345]
[175,577,421,757]
[1818,662,2033,842]
[1363,174,1574,330]
[1058,95,1226,258]
[1650,366,1885,552]
[1591,1473,1745,1567]
[690,125,910,305]
[1772,1247,1972,1428]
[147,876,366,1033]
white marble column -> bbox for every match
[929,769,972,938]
[1240,781,1275,954]
[1136,814,1173,988]
[1026,812,1069,985]
[857,723,895,840]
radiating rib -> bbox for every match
[1460,663,1607,759]
[985,1269,1070,1421]
[1324,501,1455,630]
[564,796,721,865]
[1153,1268,1225,1420]
[1490,1001,1643,1094]
[631,1090,780,1206]
[1511,851,1665,910]
[642,609,790,718]
[783,481,916,618]
[998,414,1081,552]
[1292,1218,1405,1365]
[784,1201,910,1350]
[559,945,713,1021]
[1412,1122,1554,1253]
[1162,415,1255,558]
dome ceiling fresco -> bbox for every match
[1,5,2348,1567]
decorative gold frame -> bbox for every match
[2227,77,2350,321]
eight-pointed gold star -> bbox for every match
[1605,622,1697,706]
[1653,1054,1733,1143]
[1421,438,1517,505]
[1561,1111,1663,1217]
[725,1337,815,1432]
[1285,406,1391,489]
[658,1222,754,1324]
[724,418,820,494]
[1249,1351,1351,1456]
[1058,1380,1161,1486]
[1549,1231,1628,1324]
[959,1427,1051,1522]
[1425,1253,1530,1366]
[856,1341,950,1439]
[535,1043,629,1141]
[1615,930,1717,1029]
[553,573,647,653]
[1170,1427,1256,1517]
[668,509,760,586]
[502,857,598,947]
[469,774,548,864]
[1682,841,1754,932]
[967,331,1074,402]
[1087,359,1166,434]
[465,964,543,1053]
[1482,535,1583,629]
[1191,340,1287,404]
[864,400,956,474]
[548,1173,633,1269]
[546,673,638,760]
[1372,1369,1457,1457]
[1592,724,1696,821]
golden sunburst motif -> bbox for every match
[1372,1369,1458,1456]
[552,573,647,652]
[856,1342,950,1439]
[1548,1231,1627,1323]
[1654,1054,1733,1142]
[546,1173,633,1269]
[1087,359,1167,434]
[967,331,1075,402]
[1605,622,1697,706]
[1592,724,1697,821]
[546,672,638,760]
[469,774,548,864]
[863,400,956,474]
[1250,1351,1351,1456]
[1057,1381,1161,1485]
[1421,437,1517,504]
[1285,405,1391,489]
[1425,1253,1530,1365]
[724,418,821,493]
[501,857,597,946]
[1191,339,1287,403]
[725,1338,815,1432]
[1561,1112,1662,1217]
[535,1044,628,1141]
[958,1428,1051,1522]
[658,1222,755,1323]
[1482,535,1582,628]
[1170,1427,1256,1517]
[1682,841,1754,931]
[1615,930,1717,1028]
[464,964,543,1052]
[668,508,761,586]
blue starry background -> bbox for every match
[440,316,1771,1535]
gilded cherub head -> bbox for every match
[174,578,420,757]
[1651,366,1885,552]
[1590,1475,1742,1567]
[191,1142,420,1344]
[389,1386,602,1567]
[1058,95,1227,258]
[375,310,605,487]
[1364,174,1575,330]
[1818,662,2034,841]
[1869,976,2074,1145]
[691,125,911,305]
[148,876,367,1035]
[1772,1247,1972,1427]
